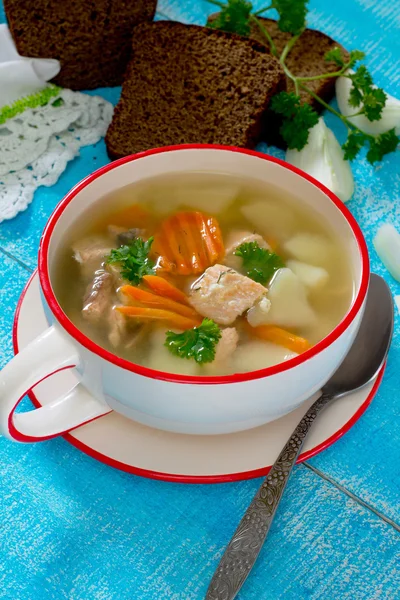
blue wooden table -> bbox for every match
[1,1,399,599]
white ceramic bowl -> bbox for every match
[0,145,369,441]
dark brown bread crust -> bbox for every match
[105,21,285,160]
[4,0,157,90]
[207,15,349,147]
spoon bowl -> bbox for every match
[326,273,394,397]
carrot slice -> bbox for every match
[117,306,201,330]
[207,216,225,261]
[251,325,311,354]
[162,215,191,274]
[154,211,225,275]
[143,275,190,305]
[176,212,203,272]
[197,212,218,264]
[121,285,198,319]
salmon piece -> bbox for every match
[215,328,239,362]
[189,264,266,325]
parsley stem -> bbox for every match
[282,63,299,95]
[250,15,277,56]
[279,33,301,65]
[297,69,346,82]
[299,83,347,120]
[279,35,301,95]
[296,59,356,82]
[254,3,274,16]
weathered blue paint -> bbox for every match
[0,1,399,598]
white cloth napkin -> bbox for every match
[0,24,60,108]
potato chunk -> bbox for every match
[233,340,297,372]
[283,233,333,267]
[286,260,329,290]
[247,268,316,329]
[241,200,296,242]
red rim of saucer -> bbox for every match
[13,271,384,484]
[38,144,370,386]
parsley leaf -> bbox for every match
[234,241,284,284]
[362,88,387,121]
[342,131,368,161]
[346,65,387,120]
[342,129,399,164]
[325,48,365,69]
[270,91,299,117]
[324,47,345,67]
[273,0,308,35]
[106,237,155,284]
[165,319,222,364]
[348,49,366,67]
[366,129,399,163]
[348,84,364,108]
[270,92,319,150]
[348,65,373,92]
[208,0,253,37]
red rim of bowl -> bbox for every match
[12,270,384,483]
[38,144,370,385]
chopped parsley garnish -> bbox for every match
[106,237,155,284]
[165,319,222,364]
[234,241,284,285]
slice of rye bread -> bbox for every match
[4,0,157,90]
[208,15,349,146]
[105,21,285,160]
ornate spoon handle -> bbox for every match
[205,392,333,600]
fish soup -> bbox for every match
[53,172,354,376]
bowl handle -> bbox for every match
[0,325,111,442]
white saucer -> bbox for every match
[13,272,384,483]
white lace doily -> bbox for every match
[0,89,113,222]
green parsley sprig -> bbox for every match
[165,318,222,364]
[208,0,399,164]
[208,0,307,38]
[106,237,155,284]
[234,241,284,284]
[208,0,253,36]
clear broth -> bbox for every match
[53,172,354,376]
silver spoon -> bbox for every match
[206,273,394,600]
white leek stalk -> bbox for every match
[286,117,354,203]
[394,296,400,315]
[373,224,400,282]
